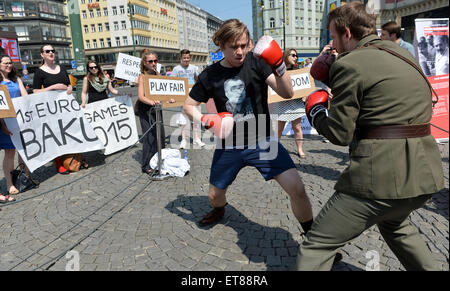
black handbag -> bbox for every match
[11,166,39,193]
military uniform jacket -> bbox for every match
[315,35,444,199]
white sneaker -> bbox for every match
[193,139,206,147]
[179,139,187,149]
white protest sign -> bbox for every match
[148,78,187,95]
[268,68,317,103]
[114,53,142,82]
[4,91,104,172]
[282,116,318,136]
[84,96,139,155]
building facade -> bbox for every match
[206,12,224,65]
[0,0,72,71]
[253,0,326,60]
[176,0,208,69]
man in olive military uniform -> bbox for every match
[297,2,444,271]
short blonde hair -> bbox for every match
[212,19,250,48]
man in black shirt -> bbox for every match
[182,19,314,234]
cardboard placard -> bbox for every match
[114,53,142,83]
[268,68,317,104]
[0,85,17,118]
[143,75,189,108]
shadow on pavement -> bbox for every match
[423,189,449,221]
[166,195,300,271]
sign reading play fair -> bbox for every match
[4,91,104,172]
[84,95,139,155]
[0,85,17,118]
[143,75,188,108]
[268,68,317,103]
[114,53,142,83]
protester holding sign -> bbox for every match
[81,60,119,108]
[271,49,307,159]
[136,49,166,175]
[32,44,74,175]
[0,54,28,196]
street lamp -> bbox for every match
[261,5,265,37]
[128,1,137,56]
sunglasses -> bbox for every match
[146,59,158,64]
[44,49,56,54]
[89,66,98,69]
[290,53,298,58]
[1,62,13,65]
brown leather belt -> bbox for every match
[356,123,431,139]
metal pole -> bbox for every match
[128,1,137,57]
[282,0,286,51]
[67,0,86,104]
[152,104,170,181]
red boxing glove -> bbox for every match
[254,35,286,77]
[305,89,329,128]
[201,112,234,139]
[310,53,336,84]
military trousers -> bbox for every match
[296,192,439,271]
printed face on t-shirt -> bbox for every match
[224,77,253,117]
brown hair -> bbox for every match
[381,21,401,39]
[327,2,377,41]
[180,49,190,57]
[86,60,105,84]
[283,48,298,69]
[212,19,250,48]
[140,50,159,75]
[0,55,19,82]
[39,44,54,65]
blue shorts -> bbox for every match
[210,139,296,189]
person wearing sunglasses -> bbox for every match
[33,45,72,95]
[271,48,307,159]
[0,55,30,199]
[80,60,119,108]
[32,44,73,175]
[135,49,171,175]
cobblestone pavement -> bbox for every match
[0,103,448,271]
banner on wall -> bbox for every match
[414,18,449,142]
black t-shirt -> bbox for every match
[33,66,70,89]
[190,52,273,147]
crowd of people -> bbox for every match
[0,2,446,271]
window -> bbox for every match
[81,0,85,3]
[82,10,87,19]
[114,21,119,31]
[96,9,101,17]
[121,21,126,30]
[269,0,274,8]
[115,37,121,46]
[107,38,111,47]
[90,24,95,33]
[112,6,117,15]
[119,5,125,14]
[99,39,104,48]
[105,22,110,31]
[83,25,88,33]
[122,36,128,45]
[97,23,103,32]
[92,39,97,48]
[85,40,90,49]
[269,18,275,28]
[89,10,94,18]
[103,7,108,16]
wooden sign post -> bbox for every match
[143,75,189,108]
[268,67,317,104]
[0,85,17,118]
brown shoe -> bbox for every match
[198,207,225,226]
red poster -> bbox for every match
[1,38,20,62]
[429,75,449,140]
